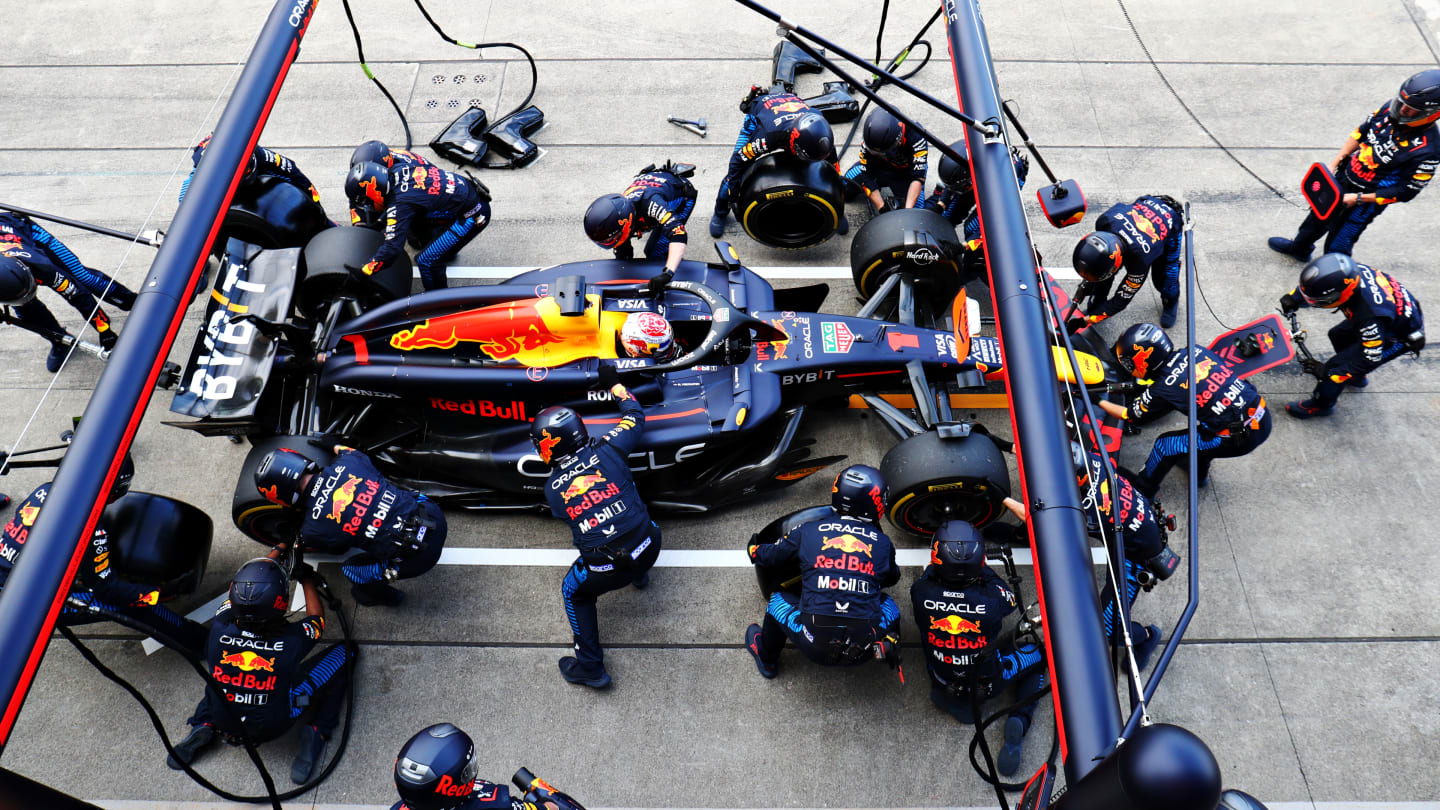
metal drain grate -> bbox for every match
[415,67,500,117]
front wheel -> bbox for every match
[881,430,1011,536]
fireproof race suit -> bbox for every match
[1079,195,1183,324]
[843,127,928,208]
[612,168,697,261]
[179,136,323,206]
[1078,453,1171,647]
[360,164,492,290]
[713,92,840,217]
[0,212,133,350]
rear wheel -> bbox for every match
[881,430,1011,536]
[297,226,412,319]
[231,435,335,547]
[734,154,845,249]
[850,207,966,304]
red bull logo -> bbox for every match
[1256,332,1275,353]
[929,615,983,635]
[537,429,561,463]
[1129,211,1162,243]
[771,100,806,113]
[563,474,607,502]
[18,505,39,528]
[821,534,874,557]
[218,650,276,672]
[358,176,385,211]
[389,298,568,364]
[1130,344,1156,378]
[1194,357,1217,381]
[328,474,362,522]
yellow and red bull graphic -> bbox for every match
[218,649,276,673]
[537,429,561,463]
[214,650,278,691]
[387,294,625,368]
[821,533,873,556]
[1127,209,1164,243]
[327,474,363,523]
[563,474,621,520]
[927,614,987,650]
[814,533,877,575]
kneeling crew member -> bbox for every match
[844,108,928,212]
[1100,323,1272,494]
[533,369,660,689]
[584,163,698,274]
[391,723,560,810]
[1281,253,1424,418]
[911,520,1045,777]
[167,557,353,785]
[346,161,492,290]
[1070,194,1184,329]
[744,464,901,677]
[255,444,447,607]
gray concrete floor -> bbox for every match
[2,0,1438,807]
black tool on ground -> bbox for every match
[429,106,490,166]
[1000,101,1086,228]
[1301,162,1341,220]
[512,767,588,810]
[771,39,824,91]
[0,202,164,248]
[804,81,861,123]
[667,116,708,137]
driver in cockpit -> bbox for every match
[618,312,680,363]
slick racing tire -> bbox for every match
[850,207,966,304]
[297,226,411,319]
[220,174,331,251]
[749,505,837,597]
[881,430,1011,536]
[733,154,845,249]
[232,435,335,547]
[103,493,213,599]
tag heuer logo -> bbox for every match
[821,322,855,353]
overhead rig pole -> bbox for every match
[0,0,321,754]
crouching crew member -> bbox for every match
[346,161,492,290]
[1070,194,1184,329]
[584,162,698,274]
[391,723,561,810]
[744,465,902,678]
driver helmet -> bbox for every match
[394,723,480,810]
[1390,69,1440,127]
[937,140,972,195]
[255,449,321,507]
[0,256,37,306]
[1113,322,1174,380]
[1072,231,1125,283]
[583,193,636,250]
[788,113,834,162]
[530,407,589,465]
[191,134,259,180]
[862,108,907,160]
[351,139,394,169]
[346,161,392,216]
[1298,253,1360,309]
[619,312,677,361]
[831,464,885,523]
[930,519,986,586]
[228,557,289,630]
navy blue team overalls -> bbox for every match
[713,92,838,218]
[750,514,901,667]
[612,169,697,261]
[1126,345,1272,493]
[0,212,134,349]
[546,392,661,672]
[179,136,323,205]
[361,164,492,290]
[843,128,928,208]
[1080,195,1183,325]
[1079,453,1168,650]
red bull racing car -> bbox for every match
[163,227,1125,546]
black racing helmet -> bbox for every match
[1072,231,1125,283]
[937,140,972,194]
[831,464,885,523]
[1113,322,1174,380]
[583,193,636,249]
[0,256,37,306]
[394,723,480,810]
[346,161,392,214]
[228,558,289,628]
[789,113,834,162]
[255,448,320,507]
[531,406,589,465]
[109,453,135,504]
[862,108,906,158]
[930,519,986,585]
[1390,69,1440,127]
[351,139,394,169]
[1298,253,1360,308]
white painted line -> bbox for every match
[94,802,1440,810]
[436,265,1082,282]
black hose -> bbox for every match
[339,0,413,150]
[967,683,1059,791]
[408,0,539,128]
[836,7,941,163]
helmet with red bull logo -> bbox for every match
[1298,253,1359,309]
[345,161,392,221]
[1390,69,1440,127]
[583,193,637,249]
[255,449,320,507]
[530,407,589,465]
[831,464,885,523]
[1113,322,1174,380]
[350,139,394,169]
[0,256,37,306]
[1072,231,1125,283]
[930,519,986,585]
[395,723,481,810]
[789,113,834,162]
[619,312,677,360]
[228,557,289,629]
[862,108,907,159]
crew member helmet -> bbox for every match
[228,557,289,628]
[1298,253,1359,308]
[789,113,834,162]
[255,449,320,507]
[583,193,636,249]
[1113,322,1174,380]
[1072,231,1125,283]
[931,519,986,585]
[1390,69,1440,127]
[394,723,481,810]
[0,256,37,306]
[530,407,589,465]
[831,464,885,523]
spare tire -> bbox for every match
[881,430,1011,536]
[850,207,967,303]
[103,493,213,599]
[222,174,331,250]
[750,505,837,597]
[733,153,845,249]
[297,225,412,318]
[231,435,335,547]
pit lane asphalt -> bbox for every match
[2,0,1439,806]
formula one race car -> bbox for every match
[164,227,1127,546]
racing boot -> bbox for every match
[744,624,777,679]
[558,656,612,689]
[291,724,327,785]
[1132,624,1163,672]
[1160,296,1179,329]
[45,339,70,373]
[166,723,216,770]
[632,571,650,590]
[997,715,1027,777]
[1348,375,1369,389]
[1286,399,1335,419]
[835,213,849,236]
[1267,237,1312,261]
[351,581,405,607]
[709,209,729,239]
